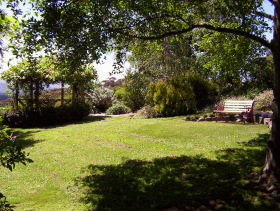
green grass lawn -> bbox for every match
[0,116,275,210]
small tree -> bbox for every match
[116,71,149,112]
[65,65,97,104]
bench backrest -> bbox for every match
[223,100,254,113]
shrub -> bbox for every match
[186,73,218,110]
[149,77,197,117]
[106,103,130,115]
[254,89,274,111]
[89,86,114,113]
[3,103,91,128]
[148,73,218,117]
[133,105,157,119]
[245,87,262,100]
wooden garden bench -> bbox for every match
[213,100,255,123]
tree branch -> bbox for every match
[268,0,277,6]
[130,24,272,49]
[253,11,274,20]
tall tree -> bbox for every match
[196,30,265,94]
[79,0,279,186]
[4,0,280,185]
[128,36,201,82]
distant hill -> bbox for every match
[0,80,9,101]
[0,80,9,93]
[0,80,66,101]
[0,93,9,101]
[0,87,72,108]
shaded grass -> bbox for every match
[0,116,273,210]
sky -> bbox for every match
[0,0,275,83]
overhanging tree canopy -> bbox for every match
[3,0,280,185]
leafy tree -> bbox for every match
[0,7,18,57]
[64,65,98,104]
[1,57,56,110]
[116,71,149,112]
[102,77,124,89]
[4,0,280,184]
[242,54,274,95]
[128,36,201,82]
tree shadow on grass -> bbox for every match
[10,129,45,149]
[36,115,108,129]
[82,115,109,124]
[76,133,279,211]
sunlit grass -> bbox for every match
[0,116,272,210]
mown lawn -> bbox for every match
[0,116,275,210]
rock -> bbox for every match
[205,117,214,121]
[197,117,205,121]
[236,118,242,122]
[185,117,191,121]
[264,118,272,128]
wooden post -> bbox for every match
[35,81,40,110]
[29,80,34,109]
[14,81,19,111]
[61,82,64,106]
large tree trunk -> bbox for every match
[261,2,280,186]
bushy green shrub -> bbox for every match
[115,87,128,105]
[106,103,130,115]
[254,89,274,111]
[133,105,157,119]
[186,73,218,110]
[148,73,218,117]
[3,103,90,128]
[245,88,262,100]
[149,77,197,117]
[89,86,114,113]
